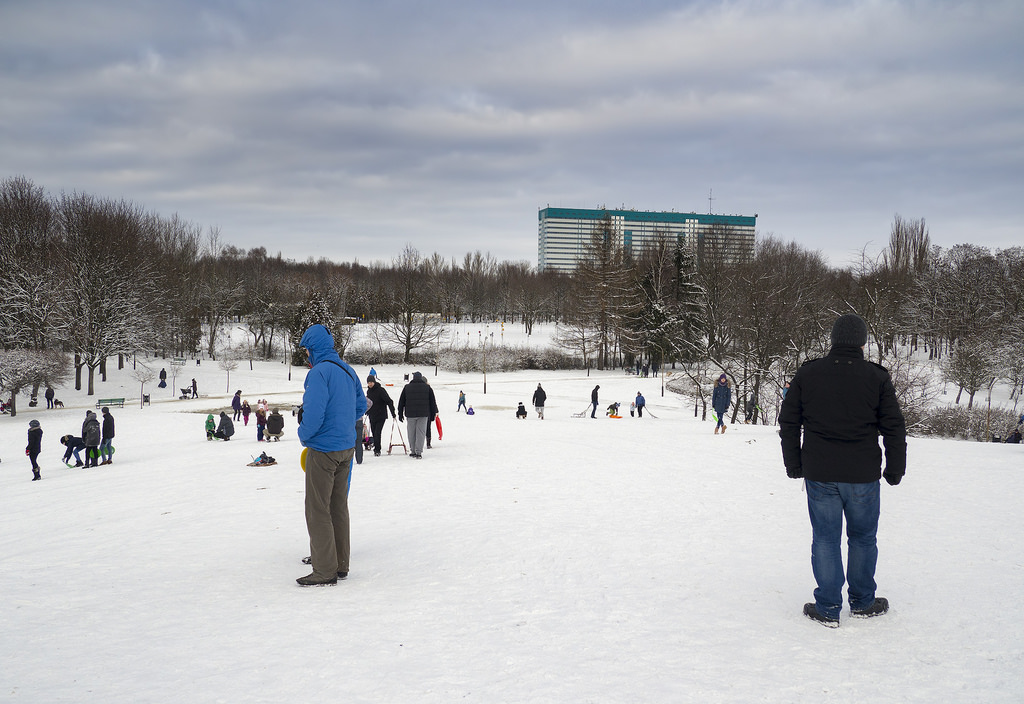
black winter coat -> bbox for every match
[217,412,235,439]
[27,427,43,454]
[532,387,547,406]
[366,384,396,422]
[779,345,907,483]
[102,412,115,440]
[397,377,438,420]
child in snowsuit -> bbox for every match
[27,419,43,480]
[206,414,216,440]
[516,402,528,419]
[255,406,267,441]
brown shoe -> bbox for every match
[714,427,719,434]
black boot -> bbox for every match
[32,469,41,481]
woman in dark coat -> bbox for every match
[365,375,396,457]
[712,373,731,434]
[27,419,43,480]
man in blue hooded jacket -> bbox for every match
[296,324,367,586]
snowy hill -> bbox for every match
[1,351,1022,703]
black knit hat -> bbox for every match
[367,375,376,383]
[831,314,868,347]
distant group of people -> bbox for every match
[209,396,284,442]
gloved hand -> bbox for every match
[786,466,803,479]
[883,471,902,486]
[391,413,397,420]
[398,414,404,423]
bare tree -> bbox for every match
[380,245,443,362]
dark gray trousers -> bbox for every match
[304,447,355,579]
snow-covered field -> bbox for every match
[1,330,1022,703]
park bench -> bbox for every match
[96,397,126,408]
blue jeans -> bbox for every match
[100,438,113,462]
[805,480,880,619]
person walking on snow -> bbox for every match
[365,375,396,457]
[590,385,600,418]
[532,383,547,420]
[779,313,907,628]
[712,374,731,434]
[231,391,242,421]
[100,406,115,465]
[397,371,438,459]
[635,391,646,418]
[27,419,43,480]
[296,324,367,586]
[457,390,468,413]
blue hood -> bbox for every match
[297,324,367,452]
[299,324,340,367]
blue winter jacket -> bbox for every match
[297,324,367,453]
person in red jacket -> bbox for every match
[780,313,907,628]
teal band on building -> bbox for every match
[538,207,757,272]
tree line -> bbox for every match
[3,176,1023,428]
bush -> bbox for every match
[910,404,1020,442]
[340,343,582,373]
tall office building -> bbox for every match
[538,207,757,273]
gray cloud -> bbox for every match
[2,0,1021,267]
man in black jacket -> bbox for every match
[100,407,115,465]
[532,383,547,420]
[365,375,396,456]
[397,372,437,459]
[780,313,907,628]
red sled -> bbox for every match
[435,415,443,440]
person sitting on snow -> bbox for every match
[214,411,235,441]
[606,402,620,416]
[515,402,528,419]
[266,408,285,441]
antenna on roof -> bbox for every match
[708,188,715,215]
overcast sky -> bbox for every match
[2,0,1021,268]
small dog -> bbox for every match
[53,399,65,408]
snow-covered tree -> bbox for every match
[51,193,161,395]
[0,348,70,417]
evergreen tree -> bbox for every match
[291,290,337,365]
